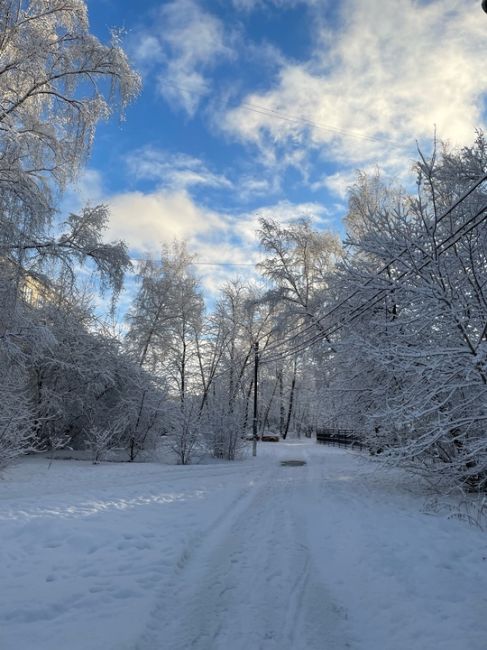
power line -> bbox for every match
[261,216,487,366]
[260,195,487,365]
[241,102,412,151]
[159,79,416,152]
[262,212,487,366]
[128,172,487,369]
[192,262,256,267]
[146,198,486,394]
[258,172,487,360]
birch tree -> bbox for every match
[257,218,342,438]
[326,134,487,491]
[0,0,139,316]
[126,242,205,463]
[200,280,276,457]
[0,0,140,231]
[0,1,140,466]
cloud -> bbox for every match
[105,187,247,299]
[124,146,286,204]
[58,169,105,225]
[231,0,318,10]
[237,175,277,200]
[132,0,233,116]
[76,169,105,204]
[234,199,333,249]
[125,147,233,191]
[105,189,229,252]
[222,0,487,186]
[132,34,164,68]
[103,185,334,300]
[105,185,330,253]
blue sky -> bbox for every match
[75,0,487,302]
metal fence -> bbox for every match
[315,428,365,450]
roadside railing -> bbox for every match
[315,428,365,450]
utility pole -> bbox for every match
[252,340,259,457]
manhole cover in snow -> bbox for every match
[280,460,306,467]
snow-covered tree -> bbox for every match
[126,242,204,399]
[0,0,140,233]
[325,134,487,491]
[200,280,276,457]
[126,242,205,462]
[0,1,140,468]
[256,218,342,439]
[0,362,35,469]
[258,217,342,339]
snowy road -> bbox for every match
[138,445,351,650]
[1,442,486,650]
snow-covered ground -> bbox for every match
[1,442,486,650]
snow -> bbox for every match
[0,442,486,650]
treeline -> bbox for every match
[124,130,487,494]
[123,240,331,464]
[1,2,486,493]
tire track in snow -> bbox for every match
[134,464,279,650]
[136,458,352,650]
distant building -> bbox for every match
[0,257,56,309]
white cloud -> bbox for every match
[105,185,330,253]
[231,0,318,9]
[190,240,261,297]
[223,0,487,184]
[234,199,333,248]
[75,169,104,204]
[231,0,262,9]
[132,34,164,67]
[124,146,287,204]
[132,0,233,116]
[237,175,276,200]
[126,147,233,191]
[105,189,229,252]
[58,169,105,223]
[103,186,334,299]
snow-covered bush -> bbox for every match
[167,400,202,465]
[0,366,35,470]
[86,424,121,464]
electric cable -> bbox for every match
[257,173,487,360]
[260,202,487,365]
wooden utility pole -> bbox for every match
[252,340,259,457]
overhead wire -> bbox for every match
[158,79,416,152]
[131,82,487,368]
[257,172,487,361]
[240,102,412,151]
[259,195,487,365]
[131,257,257,267]
[163,175,487,369]
[127,169,487,369]
[261,207,487,366]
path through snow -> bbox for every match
[138,444,351,650]
[1,442,486,650]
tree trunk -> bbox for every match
[283,358,297,440]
